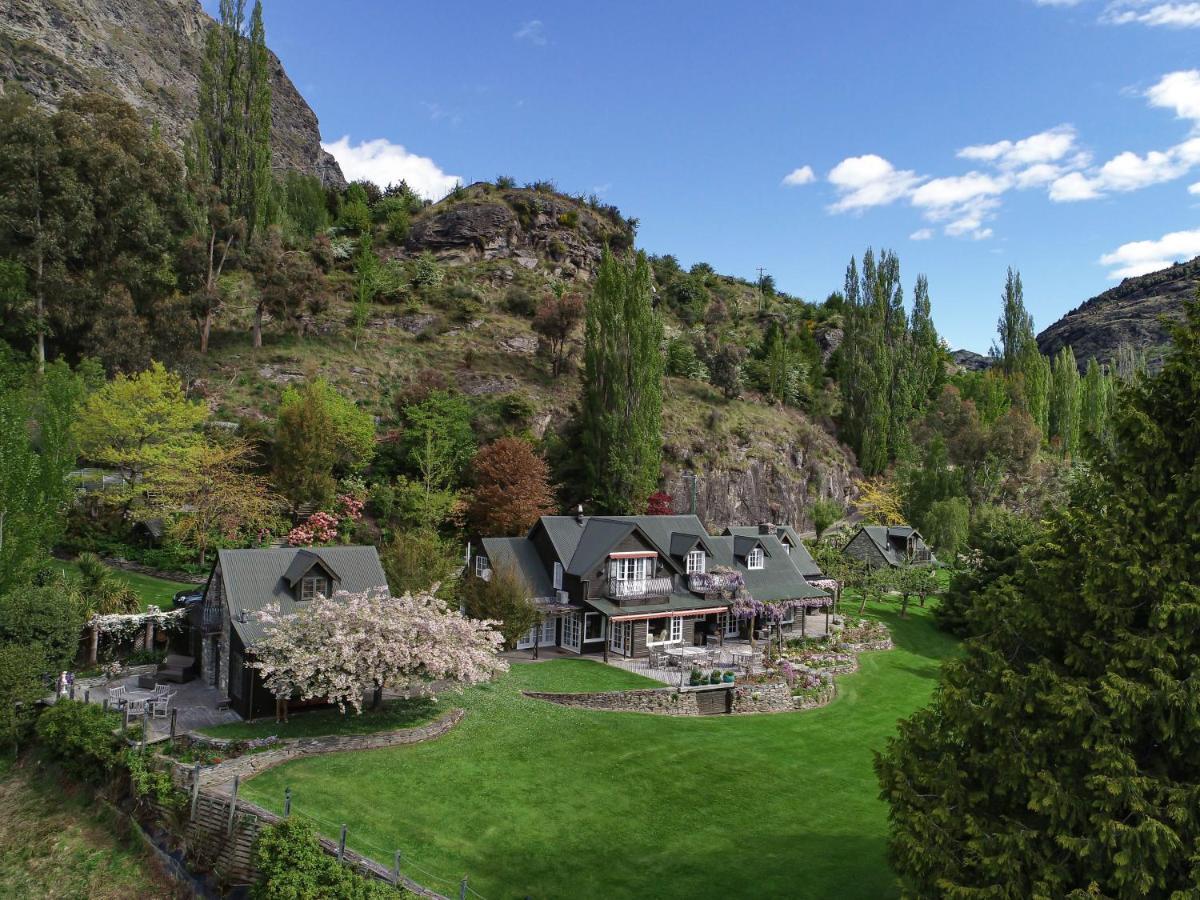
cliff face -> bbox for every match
[1037,257,1199,369]
[0,0,344,186]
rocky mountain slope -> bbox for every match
[0,0,343,185]
[1037,256,1199,369]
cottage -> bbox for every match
[842,525,936,569]
[190,546,389,718]
[470,515,830,659]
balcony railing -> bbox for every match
[200,605,223,633]
[688,571,744,594]
[911,549,932,563]
[607,575,674,600]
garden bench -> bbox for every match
[158,653,195,684]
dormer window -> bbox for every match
[475,556,491,579]
[686,550,706,574]
[747,547,765,570]
[300,574,328,601]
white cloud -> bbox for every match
[826,155,923,212]
[1146,70,1200,122]
[781,165,816,187]
[322,136,461,201]
[911,172,1009,210]
[1103,2,1200,27]
[1189,181,1200,194]
[909,228,934,240]
[958,125,1079,168]
[1049,139,1200,200]
[1099,226,1200,277]
[1049,171,1103,201]
[514,19,547,45]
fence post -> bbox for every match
[337,824,347,863]
[189,764,202,821]
[460,876,468,900]
[102,698,109,713]
[283,787,291,818]
[123,704,130,732]
[69,683,75,700]
[226,775,240,836]
[140,707,149,753]
[169,707,177,742]
[84,689,90,704]
[392,851,402,885]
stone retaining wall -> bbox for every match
[730,681,795,714]
[523,687,702,716]
[842,638,894,653]
[170,708,465,787]
[792,681,837,711]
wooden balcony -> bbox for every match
[607,575,674,601]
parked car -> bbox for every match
[173,588,204,609]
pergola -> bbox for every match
[529,599,575,660]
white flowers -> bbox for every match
[249,586,508,714]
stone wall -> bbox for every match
[792,682,836,711]
[523,687,702,716]
[170,708,465,788]
[841,638,893,653]
[729,681,795,714]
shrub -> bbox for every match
[409,252,444,289]
[501,286,538,317]
[385,207,410,243]
[337,199,372,236]
[664,336,709,381]
[0,581,85,669]
[35,701,122,781]
[495,175,516,189]
[557,210,578,229]
[252,817,397,899]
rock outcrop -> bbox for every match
[0,0,344,186]
[401,184,633,280]
[1037,256,1199,369]
[950,348,994,372]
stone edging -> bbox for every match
[170,708,465,787]
[840,638,894,653]
[792,681,837,711]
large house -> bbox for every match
[191,546,389,718]
[470,515,830,658]
[843,525,936,569]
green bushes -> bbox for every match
[252,817,399,899]
[501,286,538,317]
[35,701,122,781]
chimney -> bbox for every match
[575,504,585,525]
[758,522,774,535]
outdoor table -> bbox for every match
[665,646,708,662]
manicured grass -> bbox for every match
[239,601,957,900]
[199,697,442,740]
[53,559,194,613]
[0,763,174,899]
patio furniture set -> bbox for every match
[649,644,758,672]
[108,682,177,719]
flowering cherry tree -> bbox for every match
[250,587,508,718]
[285,496,365,546]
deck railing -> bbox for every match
[688,572,744,594]
[607,575,674,600]
[200,605,223,633]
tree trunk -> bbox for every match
[199,308,212,354]
[372,686,383,710]
[88,624,99,666]
[253,303,263,348]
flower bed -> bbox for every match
[790,650,859,675]
[837,619,893,652]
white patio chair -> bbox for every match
[126,697,146,716]
[108,685,127,707]
[152,683,172,697]
[150,698,170,719]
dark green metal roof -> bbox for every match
[706,534,828,603]
[585,594,730,618]
[218,546,389,646]
[723,525,823,578]
[853,525,935,567]
[479,537,555,598]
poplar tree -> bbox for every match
[188,0,271,352]
[1080,356,1114,452]
[579,250,664,514]
[877,296,1200,897]
[992,267,1035,375]
[1049,345,1081,458]
[1019,346,1052,438]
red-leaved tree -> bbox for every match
[532,293,584,377]
[466,437,556,536]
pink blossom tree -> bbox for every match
[250,587,508,720]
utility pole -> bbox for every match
[756,267,767,311]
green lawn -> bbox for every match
[200,697,441,741]
[52,559,195,613]
[238,600,956,900]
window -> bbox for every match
[562,612,582,652]
[474,556,491,579]
[553,562,563,590]
[584,612,605,642]
[613,557,650,581]
[718,611,740,638]
[300,575,327,601]
[686,550,706,574]
[782,542,791,555]
[646,616,683,645]
[747,547,765,570]
[609,620,630,655]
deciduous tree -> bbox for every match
[461,564,542,649]
[531,292,584,377]
[466,437,555,536]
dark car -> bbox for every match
[173,587,205,609]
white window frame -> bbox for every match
[747,547,765,570]
[562,612,582,652]
[718,611,740,638]
[475,556,490,578]
[646,616,683,647]
[583,611,606,643]
[613,557,650,581]
[670,617,683,642]
[685,550,705,574]
[300,574,326,601]
[609,620,630,655]
[552,562,563,590]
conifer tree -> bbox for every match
[579,250,664,514]
[876,296,1200,897]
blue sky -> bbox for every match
[209,0,1200,351]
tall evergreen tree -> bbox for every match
[1080,356,1114,453]
[1049,345,1081,458]
[1019,345,1052,439]
[876,296,1200,897]
[579,250,664,514]
[992,266,1035,375]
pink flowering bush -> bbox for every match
[337,494,364,522]
[251,587,508,714]
[286,511,340,546]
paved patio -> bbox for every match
[79,673,242,739]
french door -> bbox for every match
[609,620,631,655]
[562,612,582,652]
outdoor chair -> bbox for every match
[108,685,127,707]
[153,683,173,697]
[126,697,146,716]
[150,698,171,719]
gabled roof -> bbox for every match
[668,531,716,559]
[853,525,933,567]
[723,524,823,578]
[216,546,389,646]
[732,534,770,560]
[480,537,555,599]
[282,549,341,587]
[535,514,712,577]
[705,534,828,603]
